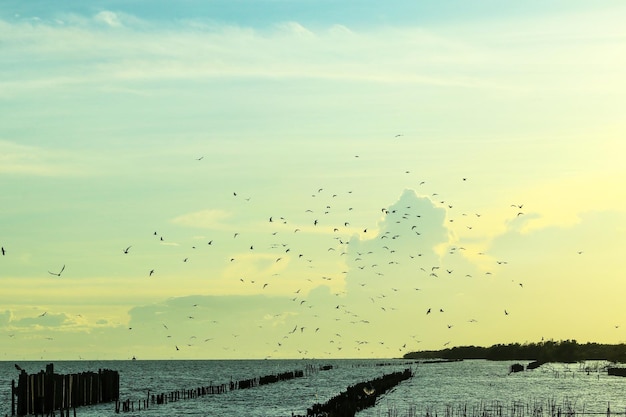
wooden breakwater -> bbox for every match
[115,363,327,413]
[11,363,119,416]
[303,368,414,417]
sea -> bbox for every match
[2,359,625,417]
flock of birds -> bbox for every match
[1,137,593,360]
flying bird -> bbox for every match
[48,264,65,277]
[1,246,5,256]
[123,246,132,254]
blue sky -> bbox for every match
[0,1,582,25]
[2,1,616,32]
[2,1,626,360]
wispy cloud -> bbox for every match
[93,10,123,28]
[2,5,625,101]
[0,140,81,176]
[172,209,234,229]
[0,12,509,98]
[10,312,71,329]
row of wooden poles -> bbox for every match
[115,363,323,413]
[11,364,119,416]
[303,368,414,417]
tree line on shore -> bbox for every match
[403,340,626,363]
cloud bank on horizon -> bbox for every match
[1,1,626,359]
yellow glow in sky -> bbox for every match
[2,2,626,360]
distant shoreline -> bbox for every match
[403,340,626,363]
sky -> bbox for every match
[2,1,626,360]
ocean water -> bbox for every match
[2,359,625,417]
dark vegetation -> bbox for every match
[403,340,626,363]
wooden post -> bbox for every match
[28,374,33,416]
[62,375,67,411]
[68,374,72,410]
[52,379,56,414]
[11,380,15,416]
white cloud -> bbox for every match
[275,21,315,38]
[328,24,354,37]
[0,15,509,97]
[172,209,233,229]
[94,11,123,27]
[0,4,624,101]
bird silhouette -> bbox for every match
[48,264,65,277]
